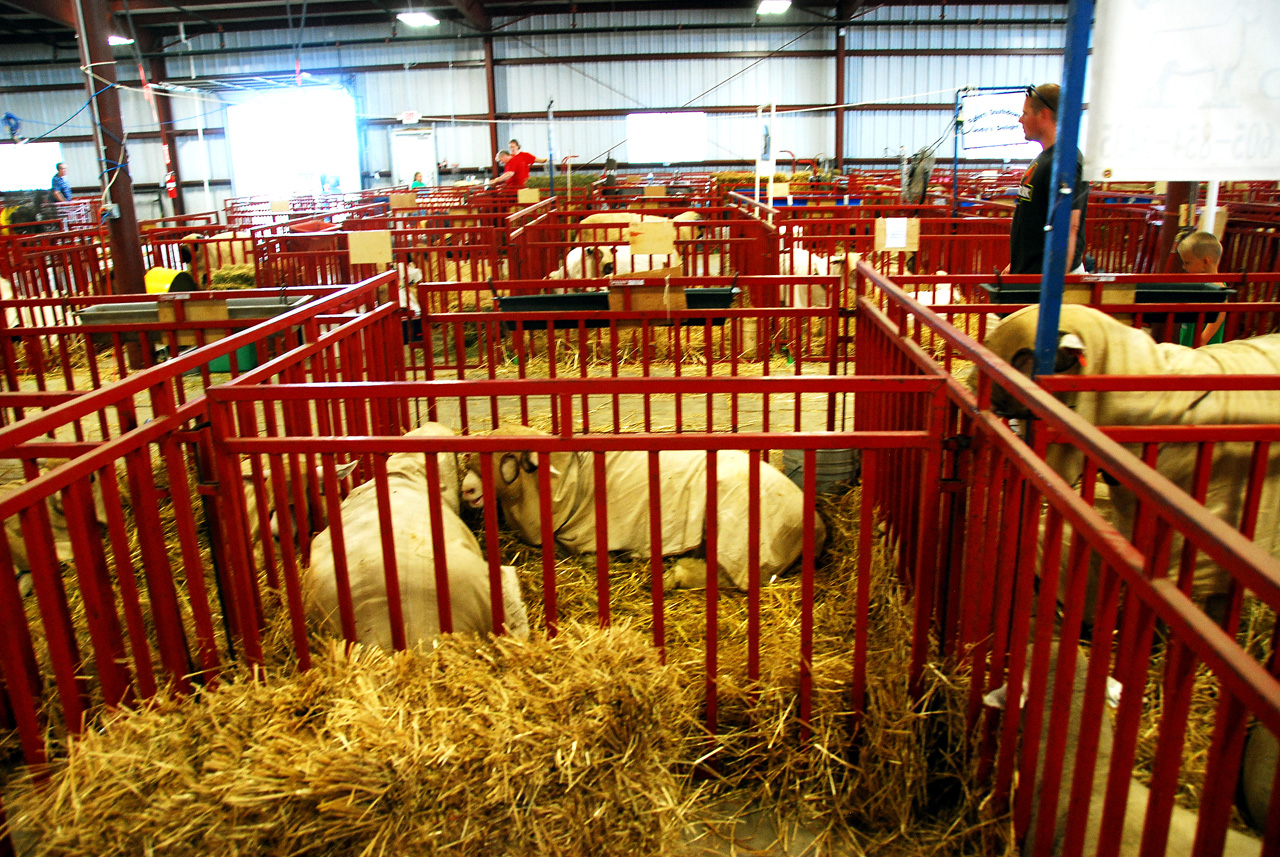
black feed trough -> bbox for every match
[980,281,1234,323]
[496,287,739,329]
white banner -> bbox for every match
[1086,0,1280,181]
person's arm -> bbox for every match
[51,187,67,202]
[1197,312,1225,347]
[487,170,513,187]
[1065,209,1082,274]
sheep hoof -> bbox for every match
[664,557,708,591]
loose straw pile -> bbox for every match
[5,626,696,857]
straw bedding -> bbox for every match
[494,490,1006,855]
[1132,597,1276,815]
[3,484,1007,856]
[4,626,696,857]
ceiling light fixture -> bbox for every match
[107,34,134,45]
[757,0,791,13]
[396,11,439,27]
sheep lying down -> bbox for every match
[306,423,528,649]
[460,427,825,591]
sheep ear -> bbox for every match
[334,460,359,480]
[1056,332,1086,372]
[521,451,539,474]
[499,454,521,485]
[983,684,1009,710]
[1010,347,1036,377]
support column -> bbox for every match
[834,26,846,173]
[75,0,145,294]
[1156,181,1194,273]
[484,35,499,172]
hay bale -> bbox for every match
[4,625,696,857]
[208,263,256,289]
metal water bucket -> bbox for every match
[782,448,860,494]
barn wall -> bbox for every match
[0,4,1078,217]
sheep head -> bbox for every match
[459,425,551,511]
[989,332,1087,419]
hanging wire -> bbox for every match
[28,84,116,141]
[678,24,823,109]
[507,35,647,109]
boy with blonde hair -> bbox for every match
[1176,230,1226,346]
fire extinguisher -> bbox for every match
[164,171,177,199]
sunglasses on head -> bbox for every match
[1025,85,1055,111]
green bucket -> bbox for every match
[202,343,259,373]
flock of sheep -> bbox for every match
[304,423,820,648]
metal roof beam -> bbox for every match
[444,0,488,31]
[0,0,75,27]
[120,2,391,26]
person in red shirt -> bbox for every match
[486,139,546,189]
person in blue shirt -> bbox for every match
[50,162,71,202]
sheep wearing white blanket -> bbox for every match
[307,423,528,648]
[574,209,702,242]
[459,426,824,590]
[980,305,1280,601]
[598,244,683,277]
[179,231,253,286]
[546,246,608,280]
[779,247,846,309]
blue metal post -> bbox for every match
[1033,0,1094,376]
[952,88,964,218]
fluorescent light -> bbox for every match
[396,11,438,26]
[757,0,791,13]
[107,34,134,45]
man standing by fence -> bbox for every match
[50,162,71,202]
[487,139,546,190]
[1005,83,1089,276]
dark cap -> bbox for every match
[1026,83,1060,113]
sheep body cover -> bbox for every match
[308,425,522,647]
[518,448,819,590]
[983,305,1280,598]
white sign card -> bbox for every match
[960,91,1042,159]
[1086,0,1280,181]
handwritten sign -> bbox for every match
[875,217,919,251]
[960,91,1042,159]
[628,220,677,256]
